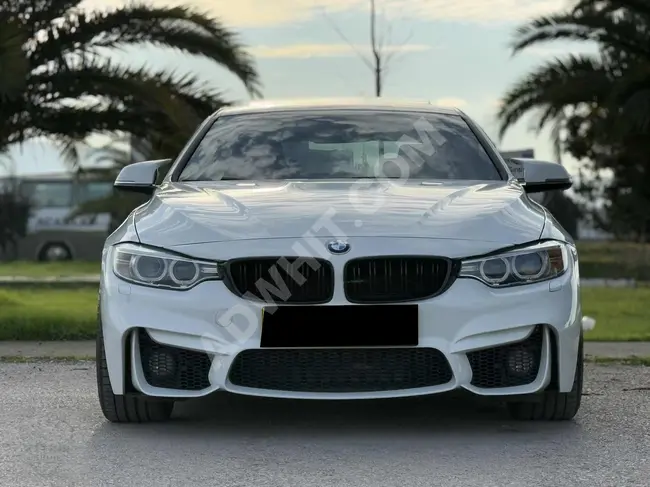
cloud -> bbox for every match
[487,98,503,109]
[80,0,570,28]
[79,0,355,27]
[389,0,569,24]
[433,97,468,108]
[522,45,600,58]
[248,43,432,58]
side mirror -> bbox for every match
[114,159,171,195]
[505,158,572,193]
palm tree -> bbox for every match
[0,0,261,162]
[496,0,650,143]
[496,0,650,240]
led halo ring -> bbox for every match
[479,257,511,284]
[169,260,200,286]
[130,254,169,283]
[512,251,549,281]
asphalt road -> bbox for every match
[1,362,649,487]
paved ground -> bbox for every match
[3,340,650,359]
[585,342,650,358]
[1,362,649,486]
[0,341,96,358]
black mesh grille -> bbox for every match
[467,326,544,389]
[227,258,334,303]
[344,257,453,303]
[228,348,453,393]
[138,329,212,391]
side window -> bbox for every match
[20,181,73,208]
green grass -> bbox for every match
[582,287,650,341]
[0,286,648,342]
[0,260,100,277]
[0,288,97,340]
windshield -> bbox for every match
[178,110,503,181]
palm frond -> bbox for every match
[31,2,261,97]
[1,0,260,168]
[31,57,227,115]
[497,55,610,139]
[510,11,648,60]
[0,0,82,32]
[19,59,229,166]
[548,112,568,163]
[0,19,28,102]
[0,146,15,173]
[574,0,650,20]
[50,136,82,166]
[24,103,138,143]
[82,138,132,170]
[607,63,650,133]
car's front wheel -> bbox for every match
[507,335,583,421]
[96,315,174,423]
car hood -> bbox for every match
[132,180,547,247]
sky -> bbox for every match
[5,0,597,177]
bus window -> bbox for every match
[75,181,113,205]
[20,181,73,208]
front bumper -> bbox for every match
[100,238,582,400]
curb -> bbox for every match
[586,356,650,366]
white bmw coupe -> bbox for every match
[97,99,583,423]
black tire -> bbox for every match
[96,314,174,423]
[38,242,72,261]
[507,334,583,421]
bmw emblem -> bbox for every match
[327,239,350,254]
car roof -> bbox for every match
[216,98,462,117]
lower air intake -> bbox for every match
[138,329,212,391]
[467,325,544,389]
[228,348,453,393]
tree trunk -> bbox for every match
[370,0,381,97]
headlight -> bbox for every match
[458,241,570,288]
[112,243,224,290]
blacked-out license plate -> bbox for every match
[260,304,418,348]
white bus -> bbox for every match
[0,173,113,261]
